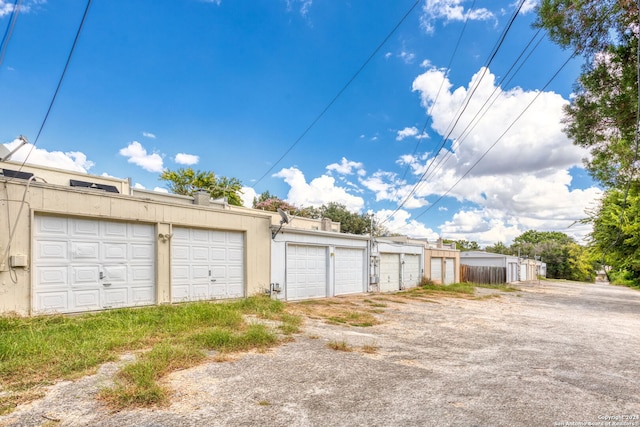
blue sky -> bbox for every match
[0,0,602,246]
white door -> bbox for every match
[334,247,365,296]
[403,254,421,288]
[33,216,155,314]
[431,257,443,283]
[286,245,327,300]
[444,258,455,284]
[172,227,244,302]
[379,253,400,292]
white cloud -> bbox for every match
[201,0,221,4]
[396,126,428,141]
[326,157,365,176]
[399,51,416,64]
[240,186,257,208]
[153,187,169,193]
[142,132,156,139]
[174,153,199,165]
[517,0,538,14]
[2,138,94,172]
[273,166,364,213]
[285,0,312,16]
[0,0,42,17]
[376,209,439,240]
[420,0,495,34]
[133,183,146,189]
[118,141,164,173]
[393,65,603,245]
[384,52,392,60]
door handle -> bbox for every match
[99,271,104,280]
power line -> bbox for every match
[251,0,421,189]
[0,0,22,68]
[411,51,577,222]
[17,0,92,168]
[379,0,528,227]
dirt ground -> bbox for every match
[1,280,639,427]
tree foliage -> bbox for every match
[159,167,244,206]
[535,0,640,286]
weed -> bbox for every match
[361,344,378,354]
[327,340,352,352]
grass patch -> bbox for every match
[361,344,378,354]
[0,295,300,413]
[327,340,352,352]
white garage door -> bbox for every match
[403,254,421,288]
[431,257,443,283]
[286,245,327,300]
[334,247,365,296]
[33,216,155,314]
[380,253,400,292]
[172,227,244,302]
[444,258,455,284]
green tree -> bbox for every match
[536,1,640,285]
[159,167,244,206]
[485,241,510,255]
[449,240,480,251]
[588,184,640,283]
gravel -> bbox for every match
[1,280,639,427]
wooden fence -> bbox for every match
[461,264,506,284]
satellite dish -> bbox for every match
[0,136,29,162]
[277,208,290,224]
[0,145,10,161]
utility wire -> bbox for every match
[379,0,527,227]
[17,0,92,169]
[392,0,478,196]
[415,28,545,188]
[411,52,577,222]
[0,0,22,68]
[252,0,421,188]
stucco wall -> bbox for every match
[0,177,272,315]
[424,248,461,284]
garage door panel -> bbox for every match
[36,292,68,312]
[103,288,127,307]
[71,242,99,261]
[380,254,400,292]
[445,259,455,285]
[104,243,127,260]
[72,290,100,310]
[131,243,153,260]
[34,216,156,314]
[132,287,154,304]
[131,265,153,282]
[71,219,100,238]
[404,254,421,288]
[36,240,68,261]
[335,248,365,296]
[71,265,100,285]
[103,221,126,238]
[171,228,245,302]
[286,245,327,300]
[37,267,67,287]
[36,216,67,235]
[431,258,442,283]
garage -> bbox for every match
[286,244,328,300]
[445,258,455,284]
[379,253,401,292]
[171,227,244,302]
[334,247,365,296]
[431,257,443,283]
[403,254,422,288]
[33,215,155,314]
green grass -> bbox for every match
[474,283,519,292]
[0,295,300,413]
[326,340,352,352]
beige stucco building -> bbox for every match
[0,160,272,315]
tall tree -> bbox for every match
[159,167,244,206]
[536,1,640,285]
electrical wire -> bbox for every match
[0,0,21,69]
[411,51,578,222]
[15,0,93,169]
[379,0,528,227]
[391,0,478,200]
[251,0,421,188]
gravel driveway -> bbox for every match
[2,280,639,427]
